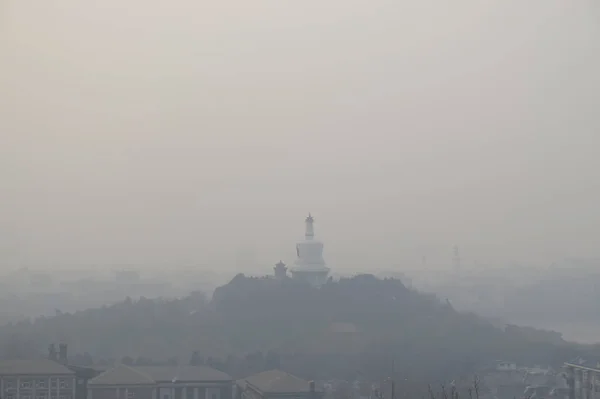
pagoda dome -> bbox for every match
[290,214,329,285]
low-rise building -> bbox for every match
[0,359,77,399]
[564,358,600,399]
[236,370,322,399]
[496,361,517,372]
[87,365,232,399]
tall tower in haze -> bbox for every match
[453,245,461,271]
[290,214,330,286]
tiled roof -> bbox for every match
[134,366,232,382]
[89,365,231,386]
[88,364,155,386]
[0,359,74,375]
[241,370,314,394]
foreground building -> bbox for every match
[290,214,330,286]
[236,370,322,399]
[87,364,232,399]
[0,359,76,399]
[564,358,600,399]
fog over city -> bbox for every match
[3,2,600,398]
[2,0,599,272]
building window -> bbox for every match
[38,394,48,399]
[21,381,31,389]
[163,395,170,399]
[59,380,66,389]
[128,392,135,399]
[22,396,32,399]
[37,380,46,389]
[50,379,57,389]
[7,395,14,399]
[6,381,13,389]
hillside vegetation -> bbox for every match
[0,274,581,380]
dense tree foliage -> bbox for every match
[0,275,584,381]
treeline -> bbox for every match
[0,274,584,381]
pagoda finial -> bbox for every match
[304,213,315,239]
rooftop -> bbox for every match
[565,357,600,371]
[135,366,232,382]
[89,364,232,386]
[88,365,154,386]
[0,359,74,375]
[240,370,317,394]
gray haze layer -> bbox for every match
[1,1,599,271]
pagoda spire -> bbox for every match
[453,245,461,270]
[305,213,314,239]
[292,213,329,286]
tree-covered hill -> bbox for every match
[0,274,582,381]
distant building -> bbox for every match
[236,370,322,399]
[452,246,461,271]
[29,273,54,288]
[290,214,330,286]
[483,362,525,399]
[87,364,232,399]
[0,359,76,399]
[114,270,140,284]
[273,261,288,280]
[496,361,518,372]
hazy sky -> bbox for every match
[1,1,599,272]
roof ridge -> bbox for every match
[89,363,156,385]
[243,369,312,394]
[125,364,155,382]
[283,370,303,379]
[0,359,75,375]
[266,369,306,381]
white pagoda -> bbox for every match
[290,214,330,286]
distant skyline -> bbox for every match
[2,1,599,270]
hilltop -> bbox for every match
[0,274,581,380]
